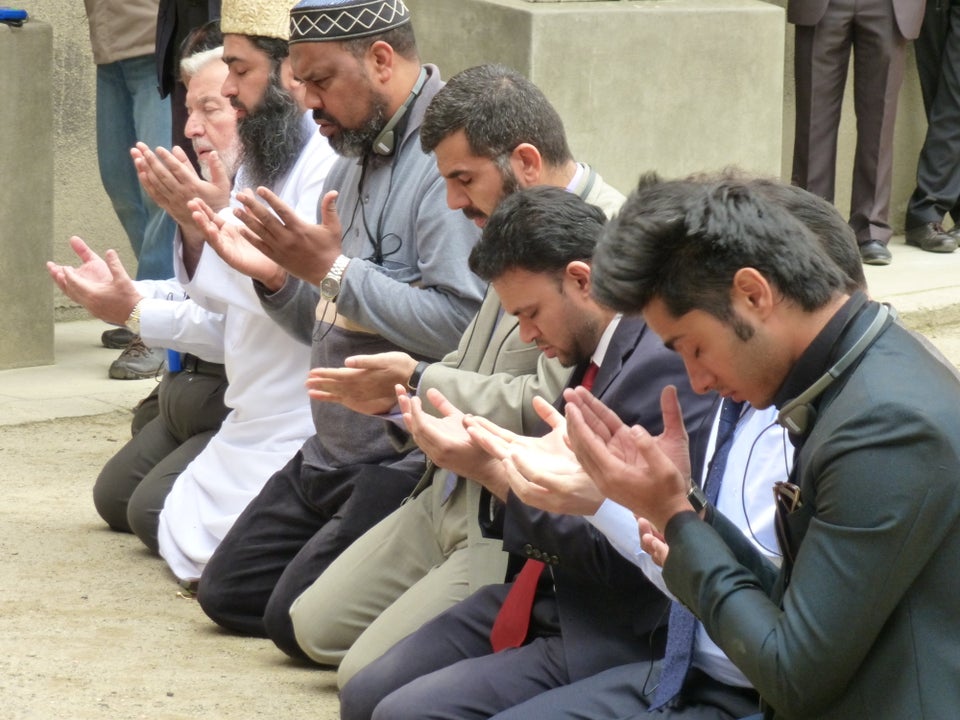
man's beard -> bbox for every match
[461,166,520,224]
[313,91,391,158]
[235,76,308,188]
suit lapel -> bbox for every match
[591,317,646,401]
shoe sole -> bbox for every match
[108,367,163,380]
[905,240,957,254]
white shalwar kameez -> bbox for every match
[154,118,335,581]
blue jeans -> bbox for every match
[96,54,175,280]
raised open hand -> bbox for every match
[232,188,343,286]
[306,352,418,416]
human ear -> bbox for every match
[509,143,543,186]
[368,40,394,82]
[731,267,774,317]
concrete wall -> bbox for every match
[407,0,786,195]
[409,0,927,229]
[14,1,136,321]
[0,20,54,369]
[6,0,931,342]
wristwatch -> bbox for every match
[686,483,709,514]
[319,255,350,301]
[125,299,144,335]
[407,360,431,392]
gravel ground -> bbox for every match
[0,411,340,720]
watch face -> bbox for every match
[320,276,340,300]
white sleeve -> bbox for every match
[138,297,226,363]
[588,499,675,599]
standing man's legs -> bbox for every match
[96,60,147,257]
[907,1,960,249]
[96,54,173,377]
[847,0,907,252]
[791,10,852,203]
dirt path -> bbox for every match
[0,411,339,719]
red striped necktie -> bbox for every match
[489,361,600,652]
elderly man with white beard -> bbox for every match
[46,8,337,588]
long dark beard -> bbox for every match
[237,75,308,188]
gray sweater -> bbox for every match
[258,64,484,472]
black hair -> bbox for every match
[421,64,572,168]
[469,186,606,281]
[591,174,849,322]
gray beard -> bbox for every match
[314,92,391,158]
[237,81,308,188]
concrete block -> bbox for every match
[0,19,54,369]
[407,0,785,195]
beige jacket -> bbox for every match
[84,0,159,65]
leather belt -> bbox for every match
[179,353,226,378]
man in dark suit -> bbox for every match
[560,174,960,719]
[790,0,924,265]
[155,0,221,170]
[905,0,960,253]
[338,187,715,720]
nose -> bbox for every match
[184,111,203,139]
[517,317,538,345]
[445,181,467,211]
[683,359,714,395]
[220,75,236,98]
[302,85,323,111]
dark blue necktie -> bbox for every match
[651,398,744,709]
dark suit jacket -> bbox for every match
[664,300,960,719]
[155,0,221,96]
[482,315,716,682]
[787,0,924,40]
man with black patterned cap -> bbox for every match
[194,0,486,662]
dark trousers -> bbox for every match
[340,583,567,720]
[791,0,907,246]
[196,453,419,661]
[490,663,760,720]
[908,0,960,227]
[93,367,228,552]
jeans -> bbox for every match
[96,54,175,280]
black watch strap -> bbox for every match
[407,360,431,392]
[686,483,709,514]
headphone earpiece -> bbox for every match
[776,304,890,436]
[777,397,818,436]
[372,67,428,156]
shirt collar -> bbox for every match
[591,313,623,369]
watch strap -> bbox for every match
[125,299,144,335]
[407,360,431,392]
[686,483,708,514]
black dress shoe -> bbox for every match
[906,223,958,253]
[859,240,892,266]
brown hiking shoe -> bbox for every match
[108,336,166,380]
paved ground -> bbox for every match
[1,238,958,718]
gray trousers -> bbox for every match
[93,365,228,552]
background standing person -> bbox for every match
[789,0,924,266]
[904,0,960,254]
[155,0,222,172]
[83,0,176,378]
